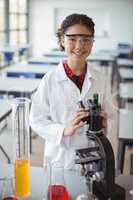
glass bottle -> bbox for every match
[12,97,31,198]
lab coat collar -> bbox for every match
[56,61,97,82]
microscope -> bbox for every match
[75,94,125,200]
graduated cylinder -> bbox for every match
[12,97,31,198]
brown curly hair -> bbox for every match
[56,13,95,51]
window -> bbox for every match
[0,0,6,44]
[0,0,29,45]
[9,0,29,45]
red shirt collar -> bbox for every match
[63,61,86,90]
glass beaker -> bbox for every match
[0,177,17,200]
[12,97,31,198]
[48,162,70,200]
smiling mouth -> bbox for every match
[72,51,85,56]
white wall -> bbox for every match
[29,0,133,56]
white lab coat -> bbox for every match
[29,61,115,169]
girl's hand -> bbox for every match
[63,109,89,136]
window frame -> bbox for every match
[0,0,29,45]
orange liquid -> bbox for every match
[14,159,30,197]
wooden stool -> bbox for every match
[130,153,133,175]
[117,139,133,173]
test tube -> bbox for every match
[12,97,31,198]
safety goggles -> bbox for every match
[65,34,95,45]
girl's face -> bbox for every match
[61,24,94,63]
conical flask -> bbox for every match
[12,97,31,198]
[48,162,70,200]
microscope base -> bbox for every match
[93,182,126,200]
